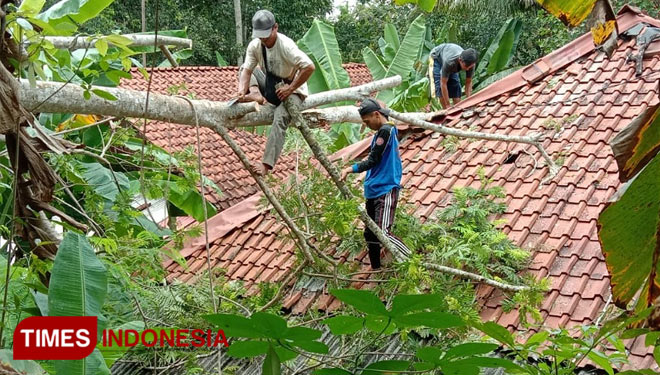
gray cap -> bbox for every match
[252,10,276,39]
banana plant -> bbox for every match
[472,18,523,91]
[298,19,351,94]
[362,15,427,106]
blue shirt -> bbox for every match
[352,123,402,199]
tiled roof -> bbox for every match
[120,64,372,210]
[161,7,659,369]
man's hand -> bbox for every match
[340,166,353,181]
[276,85,294,101]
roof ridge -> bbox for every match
[432,6,660,122]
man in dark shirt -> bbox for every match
[429,43,478,109]
[340,99,411,269]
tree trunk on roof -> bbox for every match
[18,75,409,129]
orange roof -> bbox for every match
[162,7,659,368]
[120,64,373,210]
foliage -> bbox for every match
[73,0,332,66]
[298,19,350,93]
[472,18,522,90]
[202,288,649,374]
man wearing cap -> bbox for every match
[340,99,411,270]
[237,9,315,176]
[428,43,478,109]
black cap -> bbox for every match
[358,98,390,118]
[252,10,276,38]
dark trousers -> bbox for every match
[364,188,411,269]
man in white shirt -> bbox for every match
[236,10,315,175]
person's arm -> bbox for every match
[353,126,391,172]
[276,64,315,101]
[465,77,472,98]
[342,127,392,181]
[440,76,451,109]
[237,67,253,100]
[465,65,474,98]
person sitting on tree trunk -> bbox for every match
[236,9,315,176]
[428,43,478,109]
[340,99,412,270]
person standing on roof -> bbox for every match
[429,43,478,109]
[236,9,315,176]
[340,99,412,270]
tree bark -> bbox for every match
[233,0,243,66]
[18,76,403,128]
[41,34,193,50]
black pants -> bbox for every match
[364,188,411,269]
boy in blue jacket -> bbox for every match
[341,99,411,269]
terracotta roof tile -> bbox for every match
[120,64,372,211]
[161,9,660,369]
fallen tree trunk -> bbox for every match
[41,34,193,50]
[19,76,403,128]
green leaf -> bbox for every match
[475,18,522,80]
[536,0,597,27]
[163,178,217,222]
[417,0,436,12]
[299,19,350,91]
[394,312,464,329]
[362,47,387,81]
[215,51,228,67]
[38,0,115,33]
[291,340,328,354]
[330,289,388,316]
[49,232,107,318]
[587,352,614,375]
[79,162,130,202]
[92,89,117,101]
[361,360,410,375]
[227,340,269,358]
[18,0,47,16]
[444,343,499,359]
[251,312,289,339]
[54,345,110,375]
[202,313,262,338]
[263,345,281,375]
[95,38,108,56]
[646,331,660,346]
[376,14,426,99]
[389,294,444,316]
[525,331,550,345]
[476,322,515,346]
[312,368,352,375]
[598,152,660,309]
[416,347,443,365]
[323,315,364,335]
[365,315,395,334]
[283,326,322,341]
[104,34,132,46]
[611,104,660,182]
[383,24,400,52]
[0,349,47,374]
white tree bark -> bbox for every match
[233,0,243,66]
[41,34,193,50]
[19,76,403,128]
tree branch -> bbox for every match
[41,34,193,50]
[283,96,410,261]
[388,110,559,179]
[422,262,530,292]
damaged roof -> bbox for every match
[120,64,373,210]
[160,6,660,369]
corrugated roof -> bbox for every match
[120,64,373,210]
[159,7,660,369]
